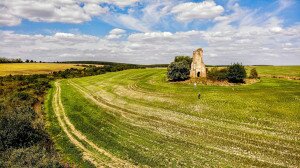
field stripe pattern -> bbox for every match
[53,81,136,167]
[52,68,300,167]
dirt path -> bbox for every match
[53,81,136,167]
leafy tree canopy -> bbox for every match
[227,63,246,83]
[167,56,192,81]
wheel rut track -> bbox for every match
[53,81,136,168]
[68,80,299,168]
[69,80,300,154]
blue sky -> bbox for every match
[0,0,299,65]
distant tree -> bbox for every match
[227,63,247,83]
[25,59,30,63]
[249,68,259,79]
[30,60,34,63]
[15,58,23,63]
[167,61,190,81]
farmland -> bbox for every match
[0,63,82,76]
[246,66,300,77]
[46,66,300,167]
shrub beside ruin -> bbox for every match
[249,68,259,79]
[167,56,192,81]
[207,63,248,83]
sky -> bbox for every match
[0,0,300,65]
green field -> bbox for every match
[46,67,300,167]
[247,66,300,77]
[0,63,82,76]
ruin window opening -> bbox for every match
[197,72,200,77]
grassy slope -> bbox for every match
[46,66,300,167]
[0,63,81,76]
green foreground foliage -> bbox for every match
[0,74,61,167]
[47,68,300,167]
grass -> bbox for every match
[246,66,300,77]
[0,63,82,76]
[46,66,300,167]
[45,84,95,168]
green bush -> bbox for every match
[0,107,44,150]
[167,61,190,81]
[249,68,259,79]
[1,145,62,167]
[227,63,247,83]
[207,67,228,81]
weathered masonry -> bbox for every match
[190,48,207,78]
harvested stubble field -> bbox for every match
[0,63,82,76]
[46,67,300,167]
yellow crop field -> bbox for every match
[0,63,82,76]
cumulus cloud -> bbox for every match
[103,0,139,8]
[0,0,299,65]
[106,28,126,39]
[83,3,107,16]
[0,0,138,26]
[1,19,299,65]
[171,1,224,22]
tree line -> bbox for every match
[0,57,23,63]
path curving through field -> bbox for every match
[52,81,136,167]
[50,68,300,167]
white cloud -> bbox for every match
[0,0,139,26]
[1,19,299,65]
[103,0,139,8]
[106,28,126,39]
[270,26,283,33]
[0,0,299,65]
[0,13,21,26]
[83,3,107,16]
[103,14,150,32]
[110,28,126,35]
[171,1,224,22]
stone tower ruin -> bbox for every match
[190,48,207,78]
